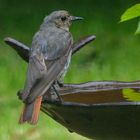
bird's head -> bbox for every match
[42,10,83,31]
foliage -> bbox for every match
[120,3,140,34]
[135,20,140,34]
[123,89,140,102]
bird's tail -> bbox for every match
[19,96,42,125]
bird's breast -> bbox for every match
[57,50,72,81]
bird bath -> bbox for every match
[5,36,140,140]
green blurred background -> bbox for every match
[0,0,140,139]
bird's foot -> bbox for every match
[52,85,63,103]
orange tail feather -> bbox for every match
[18,96,42,125]
[28,96,42,124]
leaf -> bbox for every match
[122,88,140,102]
[120,4,140,22]
[135,20,140,34]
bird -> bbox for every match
[18,10,83,125]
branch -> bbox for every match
[4,37,30,62]
[43,81,140,103]
[4,35,96,62]
[72,35,96,55]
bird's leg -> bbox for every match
[57,81,64,87]
[53,80,64,87]
[52,85,63,103]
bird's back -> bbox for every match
[31,27,73,61]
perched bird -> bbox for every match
[18,10,83,125]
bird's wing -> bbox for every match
[23,30,72,103]
[27,48,71,103]
[21,51,47,101]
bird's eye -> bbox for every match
[61,16,67,21]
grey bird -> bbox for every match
[18,10,83,125]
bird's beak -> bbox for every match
[70,16,84,21]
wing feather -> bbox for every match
[21,52,46,101]
[27,47,71,103]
